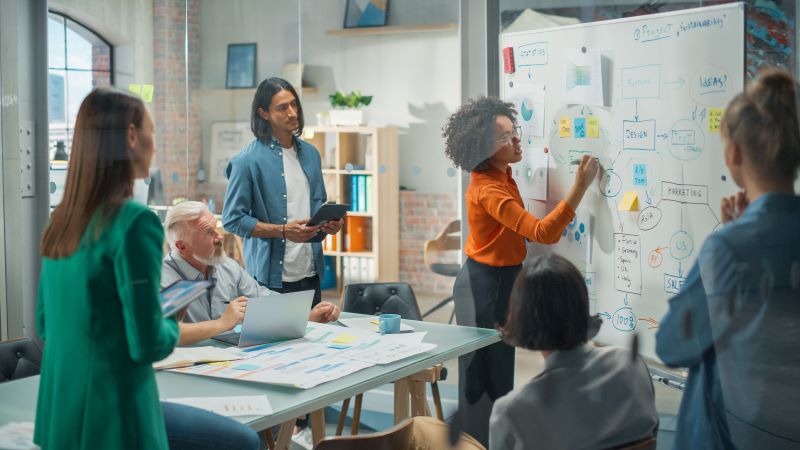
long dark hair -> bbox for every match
[251,77,304,143]
[41,88,144,258]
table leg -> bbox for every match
[259,429,276,450]
[394,377,410,424]
[275,418,297,450]
[410,378,429,417]
[310,409,326,445]
[336,397,351,436]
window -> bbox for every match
[47,11,112,161]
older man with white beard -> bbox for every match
[162,201,340,346]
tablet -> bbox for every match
[160,279,215,318]
[307,203,350,226]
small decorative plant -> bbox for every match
[329,91,373,109]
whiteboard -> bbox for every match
[500,3,744,361]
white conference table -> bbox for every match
[0,313,499,448]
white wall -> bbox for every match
[197,0,461,193]
[300,0,460,193]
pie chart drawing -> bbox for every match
[520,99,534,122]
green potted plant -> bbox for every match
[328,90,373,126]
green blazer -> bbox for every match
[34,201,178,449]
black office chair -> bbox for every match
[336,283,446,436]
[342,283,423,320]
[0,337,43,382]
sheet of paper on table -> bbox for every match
[163,395,273,417]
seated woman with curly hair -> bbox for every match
[443,96,599,444]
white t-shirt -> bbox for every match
[281,146,315,281]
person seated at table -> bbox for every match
[162,201,340,346]
[490,253,658,450]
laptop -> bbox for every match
[213,290,314,347]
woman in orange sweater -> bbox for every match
[443,96,598,444]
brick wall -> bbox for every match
[152,0,202,203]
[400,191,460,295]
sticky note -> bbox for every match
[559,117,571,138]
[632,164,647,186]
[708,108,723,132]
[502,47,515,74]
[587,117,600,138]
[232,364,261,371]
[128,84,142,95]
[619,191,639,211]
[141,84,154,103]
[573,117,586,138]
[332,333,357,344]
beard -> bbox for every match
[194,246,225,266]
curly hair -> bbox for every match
[442,96,517,172]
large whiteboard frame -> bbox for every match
[500,3,745,360]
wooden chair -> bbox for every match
[336,283,446,436]
[421,220,461,323]
[318,416,485,450]
[609,436,657,450]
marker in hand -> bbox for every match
[571,157,600,165]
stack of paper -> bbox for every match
[169,323,438,388]
[154,346,241,370]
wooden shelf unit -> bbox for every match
[326,23,458,37]
[303,126,399,292]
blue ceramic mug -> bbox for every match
[379,314,401,335]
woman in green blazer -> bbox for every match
[34,89,259,450]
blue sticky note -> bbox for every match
[633,163,648,186]
[327,344,350,350]
[573,118,586,138]
[232,364,261,371]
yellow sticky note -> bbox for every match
[141,84,154,103]
[559,117,571,138]
[708,108,723,132]
[619,191,639,211]
[587,117,600,138]
[332,333,357,344]
[128,84,142,95]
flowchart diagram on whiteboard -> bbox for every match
[501,3,744,360]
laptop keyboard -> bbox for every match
[213,332,241,346]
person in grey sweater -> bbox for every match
[490,253,658,450]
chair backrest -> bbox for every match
[424,220,461,277]
[608,436,657,450]
[315,416,486,450]
[341,282,422,320]
[0,337,43,382]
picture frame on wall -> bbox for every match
[225,43,256,89]
[343,0,389,28]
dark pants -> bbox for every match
[163,402,260,450]
[453,257,521,446]
[272,275,322,308]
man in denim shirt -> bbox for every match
[223,78,342,307]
